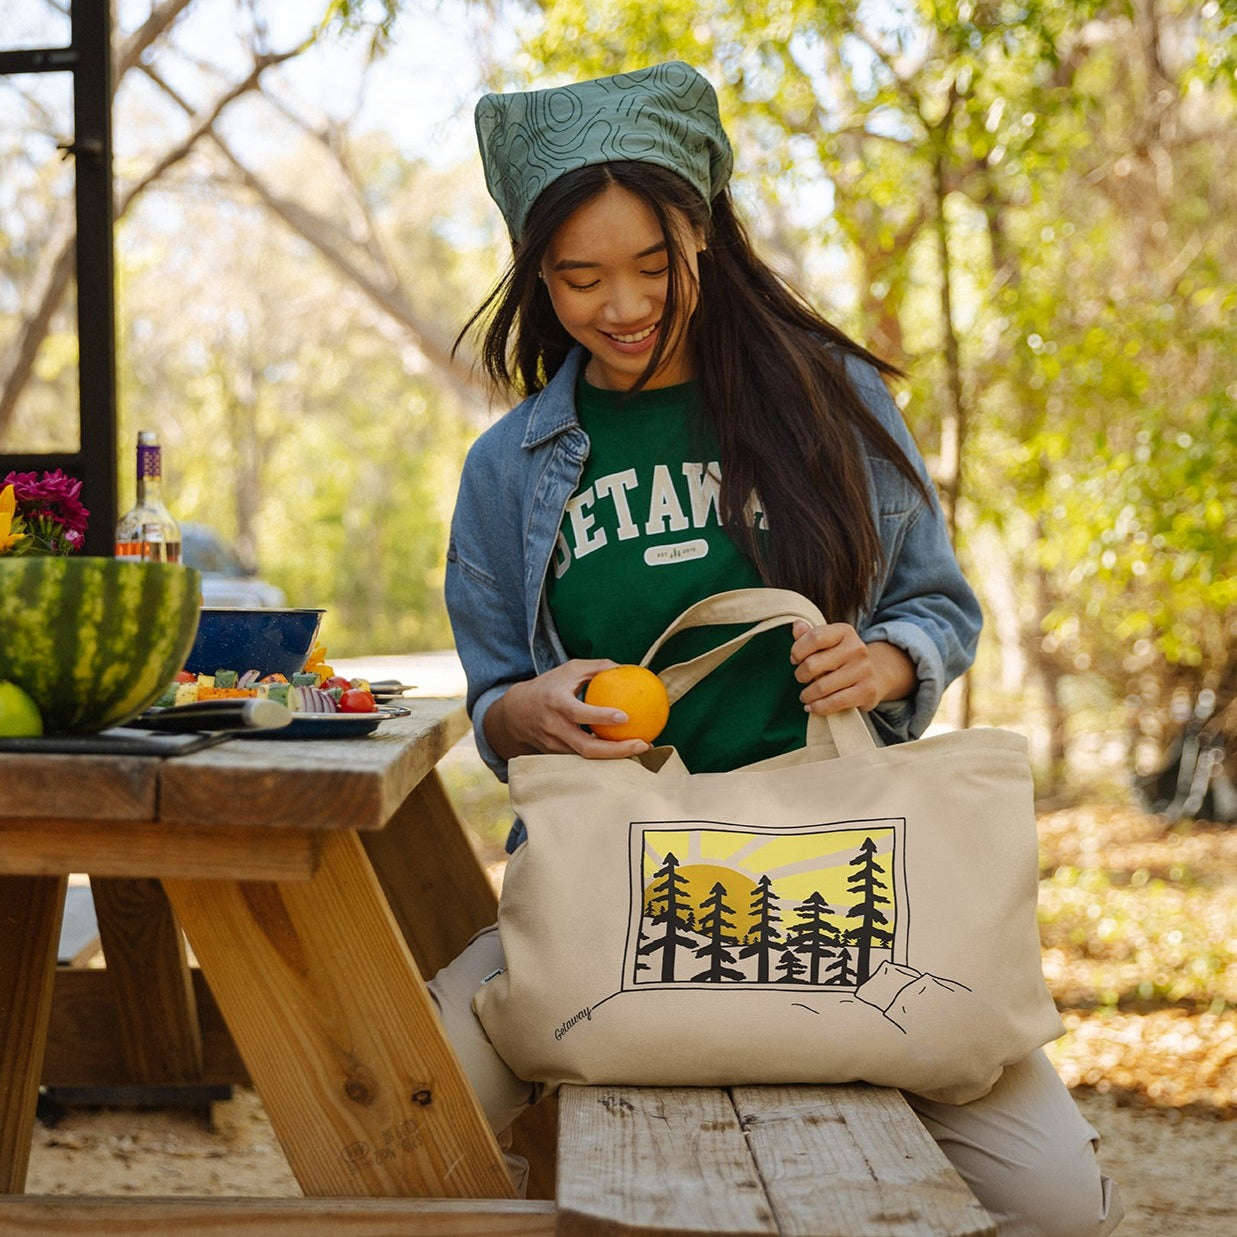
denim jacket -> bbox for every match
[446,346,982,783]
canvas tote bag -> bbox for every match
[474,588,1064,1104]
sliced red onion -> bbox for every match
[292,686,338,714]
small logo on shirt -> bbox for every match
[644,539,709,566]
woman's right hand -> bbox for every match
[482,660,651,762]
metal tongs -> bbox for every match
[366,679,416,701]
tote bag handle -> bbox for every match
[640,588,876,759]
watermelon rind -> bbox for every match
[0,557,202,734]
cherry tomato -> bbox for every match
[338,688,377,714]
[321,675,352,691]
[173,670,196,683]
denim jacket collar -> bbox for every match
[521,349,588,450]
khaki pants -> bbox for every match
[430,926,1123,1237]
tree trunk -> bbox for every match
[930,113,972,729]
[224,352,263,575]
[932,144,966,544]
[0,227,75,445]
[1026,551,1069,797]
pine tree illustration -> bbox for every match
[691,881,746,982]
[845,837,894,984]
[637,851,695,982]
[738,873,782,983]
[824,944,855,986]
[634,923,650,974]
[788,890,841,984]
[775,946,807,983]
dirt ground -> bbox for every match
[21,687,1237,1235]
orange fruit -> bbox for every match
[585,665,670,743]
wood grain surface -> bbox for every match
[361,768,498,977]
[556,1085,778,1236]
[0,753,155,820]
[732,1085,996,1237]
[89,878,204,1086]
[42,968,248,1088]
[160,700,470,831]
[556,1083,995,1237]
[0,875,65,1192]
[0,819,322,880]
[0,1196,556,1235]
[162,828,517,1200]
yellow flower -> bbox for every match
[303,641,333,682]
[0,484,25,552]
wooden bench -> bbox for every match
[5,1082,996,1235]
[554,1083,995,1237]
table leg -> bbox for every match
[89,877,204,1085]
[361,767,498,977]
[362,768,559,1199]
[162,829,517,1199]
[0,874,66,1192]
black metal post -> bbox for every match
[70,0,118,555]
[0,0,117,556]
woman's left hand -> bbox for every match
[789,621,915,714]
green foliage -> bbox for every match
[487,0,1237,772]
[964,12,1236,724]
[114,138,486,657]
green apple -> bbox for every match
[0,680,43,737]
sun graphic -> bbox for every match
[642,863,762,936]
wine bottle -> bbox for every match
[114,431,182,563]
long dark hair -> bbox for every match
[455,162,933,622]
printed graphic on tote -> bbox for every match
[623,818,908,991]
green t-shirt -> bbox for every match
[547,378,807,772]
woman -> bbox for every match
[437,62,1121,1236]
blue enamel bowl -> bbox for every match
[183,607,326,679]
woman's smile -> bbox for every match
[603,322,659,348]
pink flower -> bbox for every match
[3,469,90,533]
[0,469,89,556]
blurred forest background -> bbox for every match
[1,0,1234,804]
[6,6,1237,1206]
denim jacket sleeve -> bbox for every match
[843,353,983,743]
[445,353,592,784]
[444,411,539,781]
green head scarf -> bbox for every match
[474,61,734,241]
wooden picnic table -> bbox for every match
[0,695,994,1236]
[0,697,554,1232]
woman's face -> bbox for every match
[539,183,703,391]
